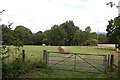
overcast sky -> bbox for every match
[0,0,119,33]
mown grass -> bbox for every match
[46,70,107,78]
[19,65,108,78]
[3,45,117,78]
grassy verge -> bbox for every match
[19,65,108,78]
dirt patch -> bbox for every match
[19,69,50,78]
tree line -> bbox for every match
[1,20,108,47]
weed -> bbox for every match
[2,58,32,78]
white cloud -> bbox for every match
[0,0,119,33]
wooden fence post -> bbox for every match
[107,55,110,70]
[103,55,107,74]
[43,50,48,65]
[22,50,25,62]
[110,55,114,72]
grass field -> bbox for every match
[5,45,116,63]
[4,45,118,78]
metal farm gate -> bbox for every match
[43,50,114,74]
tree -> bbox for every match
[73,29,88,46]
[98,34,108,43]
[85,26,91,33]
[60,20,79,45]
[1,10,25,48]
[1,24,14,45]
[31,31,46,45]
[0,10,5,21]
[85,26,91,41]
[14,25,32,45]
[83,39,98,46]
[45,25,67,46]
[117,35,120,46]
[90,32,97,39]
[1,24,24,47]
[44,30,51,45]
[106,2,115,7]
[106,16,120,48]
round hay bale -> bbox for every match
[58,46,70,54]
[42,44,46,47]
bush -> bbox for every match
[2,58,32,78]
[83,39,98,46]
[1,46,48,78]
[2,56,48,78]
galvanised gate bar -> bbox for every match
[43,50,114,74]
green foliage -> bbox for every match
[1,46,10,61]
[83,39,98,46]
[2,20,108,46]
[1,46,45,78]
[97,34,108,43]
[90,32,97,39]
[60,20,79,45]
[46,25,67,46]
[2,52,48,78]
[31,31,46,45]
[85,26,91,33]
[1,24,14,45]
[1,46,26,78]
[39,67,54,75]
[106,16,120,44]
[44,30,51,45]
[32,60,48,69]
[12,39,24,47]
[14,25,32,45]
[73,30,88,45]
[2,24,24,47]
[114,61,120,78]
[2,59,32,78]
[117,36,120,49]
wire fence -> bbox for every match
[1,47,43,64]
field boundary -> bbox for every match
[65,46,115,49]
[43,50,114,74]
